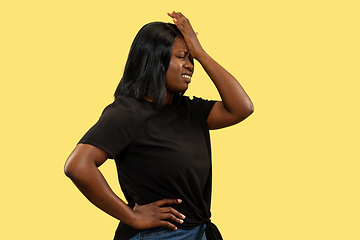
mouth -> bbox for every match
[182,74,192,83]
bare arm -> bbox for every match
[169,12,254,130]
[64,143,185,230]
[198,53,254,130]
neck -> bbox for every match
[144,93,174,105]
[164,93,174,105]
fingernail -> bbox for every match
[182,214,186,219]
[179,219,184,223]
[177,199,182,202]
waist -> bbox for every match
[128,224,207,240]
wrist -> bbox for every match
[115,204,138,228]
[127,207,139,228]
[194,50,209,63]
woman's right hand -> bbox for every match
[130,198,186,230]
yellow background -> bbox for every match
[1,0,359,239]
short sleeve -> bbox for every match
[78,98,134,159]
[191,96,217,120]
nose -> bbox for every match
[184,59,194,71]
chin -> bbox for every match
[182,86,189,92]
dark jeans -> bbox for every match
[128,224,207,240]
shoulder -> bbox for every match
[178,96,217,121]
[182,95,216,110]
[98,96,142,125]
[180,95,215,105]
[104,96,149,115]
[111,95,138,110]
[108,96,161,126]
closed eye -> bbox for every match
[177,50,188,59]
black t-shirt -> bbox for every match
[79,95,222,240]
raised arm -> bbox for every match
[168,12,254,130]
[64,143,185,230]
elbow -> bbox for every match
[64,158,83,180]
[64,144,102,180]
[242,102,254,118]
[64,161,75,179]
[248,102,254,116]
[236,102,254,123]
[246,104,254,119]
[246,97,254,115]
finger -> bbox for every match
[169,12,178,23]
[177,12,185,18]
[160,220,177,230]
[161,207,186,219]
[156,198,182,207]
[176,12,185,24]
[161,212,184,224]
[177,12,189,23]
[167,12,177,19]
[174,14,192,32]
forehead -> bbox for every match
[172,37,188,52]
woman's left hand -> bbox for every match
[167,11,205,60]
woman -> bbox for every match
[64,12,254,240]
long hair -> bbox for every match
[114,22,185,109]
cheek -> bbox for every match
[168,60,179,71]
[166,62,179,78]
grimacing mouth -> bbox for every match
[181,71,192,79]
